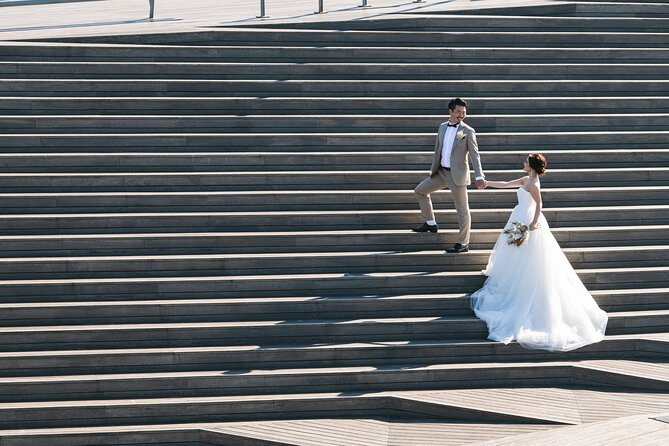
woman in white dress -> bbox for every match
[471,153,608,351]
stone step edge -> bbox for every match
[0,309,664,334]
[0,288,666,312]
[0,225,665,240]
[0,244,666,264]
[0,390,572,429]
[0,359,665,390]
[0,266,666,286]
[0,205,666,220]
[0,360,664,412]
[0,333,669,372]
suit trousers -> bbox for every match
[414,167,471,244]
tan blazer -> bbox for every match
[429,121,484,186]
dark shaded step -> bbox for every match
[50,28,669,48]
[2,96,668,115]
[1,62,667,80]
[0,206,667,234]
[2,150,667,173]
[0,225,665,257]
[1,132,667,152]
[0,310,663,352]
[0,288,665,328]
[1,114,667,133]
[0,267,665,304]
[2,44,668,63]
[0,186,664,213]
[0,246,665,280]
[266,14,669,33]
[0,169,665,193]
[2,79,669,98]
[1,354,667,404]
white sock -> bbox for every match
[427,220,437,226]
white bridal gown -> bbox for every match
[471,187,608,351]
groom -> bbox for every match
[412,97,485,253]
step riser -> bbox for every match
[0,292,664,327]
[1,115,668,133]
[1,133,666,152]
[2,64,667,80]
[0,311,662,352]
[38,29,669,47]
[0,337,647,377]
[0,396,391,430]
[0,190,664,213]
[2,48,667,63]
[3,98,668,116]
[279,16,669,32]
[4,362,666,404]
[2,81,669,98]
[0,269,665,303]
[0,227,665,257]
[1,152,666,173]
[0,208,667,234]
[0,171,665,193]
[0,249,665,279]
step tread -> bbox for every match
[2,358,662,385]
[0,309,663,333]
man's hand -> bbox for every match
[475,179,486,189]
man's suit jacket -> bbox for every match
[429,121,484,186]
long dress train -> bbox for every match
[471,187,608,352]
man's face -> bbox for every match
[449,105,466,124]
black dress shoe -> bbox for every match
[412,223,438,233]
[446,243,469,253]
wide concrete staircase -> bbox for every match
[0,1,668,444]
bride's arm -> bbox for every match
[528,185,543,231]
[484,177,527,188]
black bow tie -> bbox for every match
[447,123,459,127]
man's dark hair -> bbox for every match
[448,98,467,111]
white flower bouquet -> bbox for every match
[502,221,529,247]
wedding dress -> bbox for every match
[471,187,608,351]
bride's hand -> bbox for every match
[529,222,541,231]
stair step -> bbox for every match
[0,169,665,193]
[281,14,669,33]
[2,79,669,98]
[0,150,666,173]
[1,62,667,80]
[1,114,667,133]
[0,187,664,213]
[3,96,669,115]
[56,28,669,48]
[1,331,664,377]
[1,357,668,404]
[0,288,666,327]
[0,226,665,257]
[0,267,665,303]
[1,44,667,63]
[0,359,666,428]
[0,246,665,280]
[0,206,667,234]
[1,131,666,152]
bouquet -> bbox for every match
[502,221,529,247]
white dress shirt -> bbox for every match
[440,122,459,168]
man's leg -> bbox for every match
[414,171,449,222]
[445,173,471,245]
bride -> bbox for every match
[471,153,608,351]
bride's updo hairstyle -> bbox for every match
[528,153,547,176]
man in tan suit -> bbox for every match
[412,98,485,253]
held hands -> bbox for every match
[475,179,487,190]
